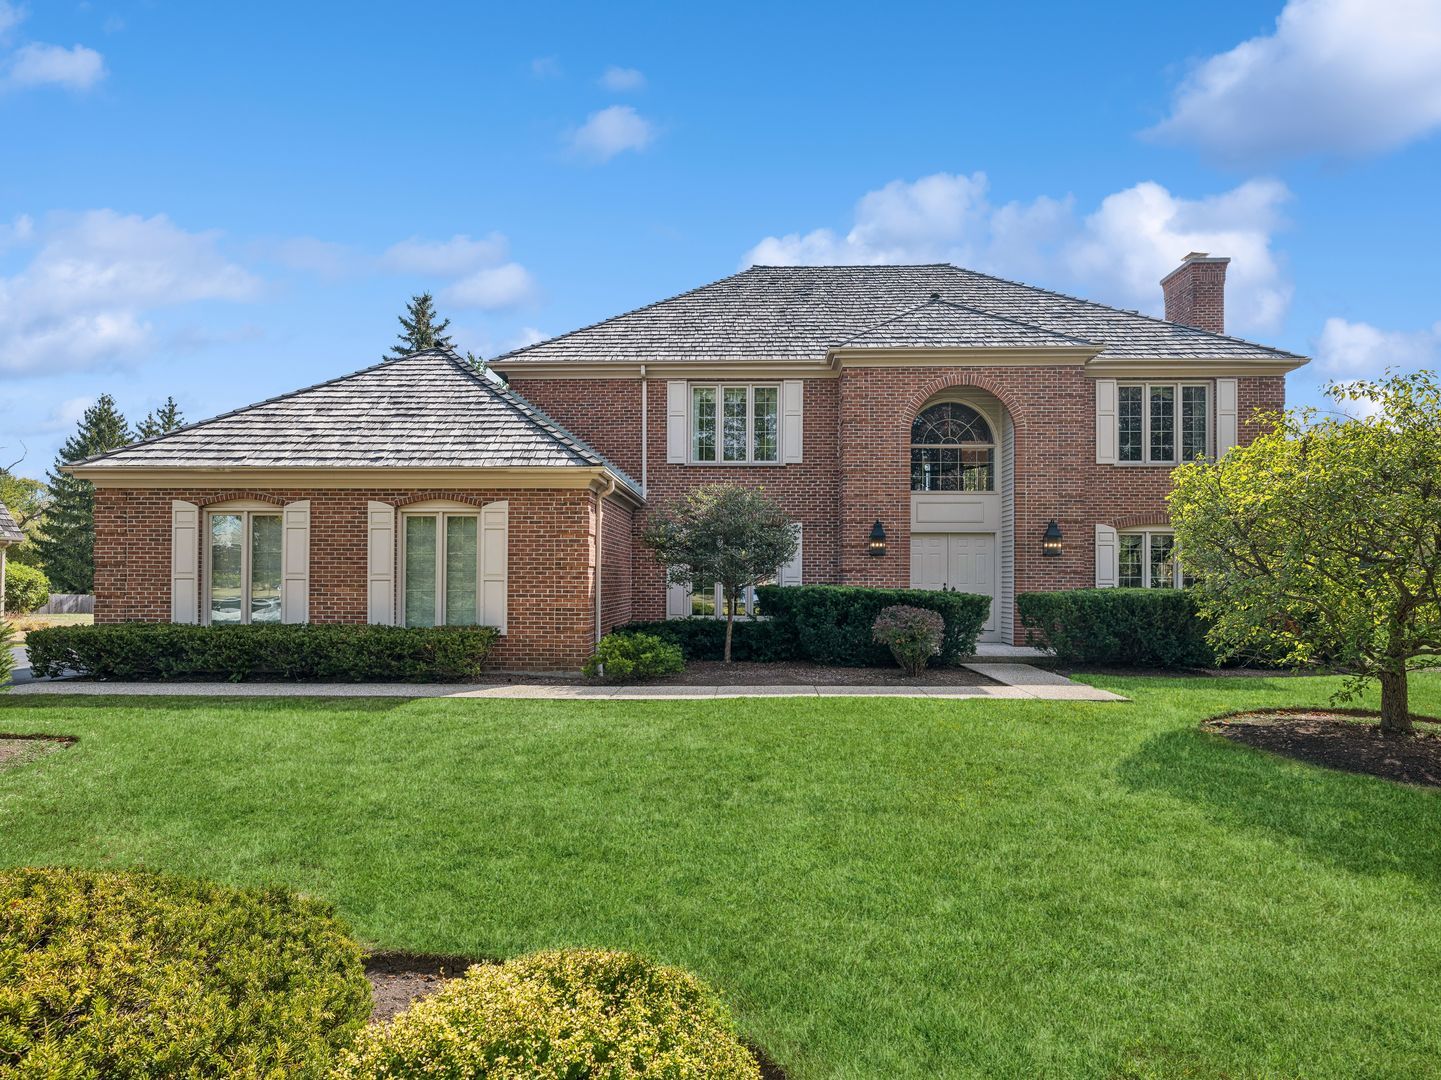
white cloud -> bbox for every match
[0,210,260,374]
[1315,317,1441,383]
[260,236,360,280]
[744,171,1293,334]
[530,56,561,78]
[0,1,23,39]
[382,232,509,276]
[439,263,538,311]
[6,42,106,91]
[568,105,655,162]
[1149,0,1441,162]
[599,65,645,92]
[0,212,33,250]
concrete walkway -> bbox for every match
[5,661,1123,702]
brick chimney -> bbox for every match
[1161,252,1229,334]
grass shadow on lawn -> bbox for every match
[1117,723,1441,893]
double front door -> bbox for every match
[909,532,997,636]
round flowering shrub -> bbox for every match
[333,949,760,1079]
[0,867,372,1076]
[582,631,685,683]
[872,604,946,676]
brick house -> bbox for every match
[72,254,1306,668]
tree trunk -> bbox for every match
[724,596,735,664]
[1378,667,1413,736]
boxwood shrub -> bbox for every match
[614,616,791,662]
[756,584,989,666]
[333,948,759,1079]
[582,631,685,682]
[25,622,499,682]
[1018,588,1215,668]
[0,866,371,1077]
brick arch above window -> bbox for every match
[1112,513,1171,531]
[903,373,1029,443]
[391,492,495,509]
[196,491,286,508]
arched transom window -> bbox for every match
[910,402,996,492]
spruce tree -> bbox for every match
[386,293,455,358]
[35,395,132,594]
[137,397,184,439]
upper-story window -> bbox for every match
[1119,383,1209,464]
[910,402,995,492]
[690,384,780,464]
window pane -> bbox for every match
[1181,385,1208,460]
[752,386,778,462]
[690,576,716,617]
[1149,385,1175,462]
[249,514,283,624]
[960,447,995,492]
[1149,533,1178,589]
[404,516,438,627]
[1119,534,1144,588]
[911,448,938,491]
[1118,385,1143,463]
[445,516,479,626]
[209,514,244,624]
[722,387,748,462]
[690,386,716,461]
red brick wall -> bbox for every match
[93,486,601,670]
[600,494,633,632]
[1162,258,1228,334]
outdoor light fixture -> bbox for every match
[1042,519,1063,557]
[869,520,887,557]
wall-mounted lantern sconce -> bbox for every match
[1042,519,1063,557]
[869,520,887,557]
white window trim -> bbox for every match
[398,507,481,629]
[1117,528,1185,589]
[202,506,285,626]
[688,382,783,466]
[1117,381,1212,466]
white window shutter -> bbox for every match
[665,575,690,618]
[1095,524,1118,588]
[480,500,508,633]
[782,379,804,463]
[281,500,311,623]
[170,500,199,624]
[666,381,687,464]
[1216,378,1239,456]
[1095,379,1118,465]
[366,501,396,625]
[778,524,803,586]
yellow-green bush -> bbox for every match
[0,867,372,1077]
[334,949,759,1079]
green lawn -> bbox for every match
[2,676,1439,1078]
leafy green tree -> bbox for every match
[0,471,48,568]
[642,483,798,663]
[386,293,454,358]
[137,397,184,439]
[1170,371,1441,735]
[34,395,132,594]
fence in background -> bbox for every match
[39,594,94,615]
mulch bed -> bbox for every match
[363,954,788,1078]
[656,660,995,686]
[1204,709,1441,787]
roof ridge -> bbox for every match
[840,295,1102,348]
[946,265,1305,360]
[491,267,758,363]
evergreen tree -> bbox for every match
[34,395,132,594]
[137,397,185,439]
[463,351,487,375]
[386,293,454,358]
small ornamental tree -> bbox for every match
[1170,371,1441,735]
[642,484,798,663]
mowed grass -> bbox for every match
[2,675,1440,1078]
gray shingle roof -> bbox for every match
[492,264,1306,365]
[71,349,643,494]
[839,297,1100,350]
[0,503,23,545]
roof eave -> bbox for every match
[1082,355,1310,377]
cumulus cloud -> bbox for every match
[382,232,509,276]
[744,171,1293,334]
[439,263,539,311]
[1148,0,1441,162]
[6,42,106,91]
[0,1,22,39]
[1316,317,1441,382]
[568,105,655,162]
[599,65,645,92]
[0,210,260,374]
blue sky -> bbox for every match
[3,0,1440,478]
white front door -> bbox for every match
[909,532,997,636]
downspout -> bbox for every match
[595,475,616,643]
[639,364,648,492]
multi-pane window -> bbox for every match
[207,511,282,624]
[910,402,996,492]
[690,384,780,464]
[402,512,481,627]
[1118,530,1185,589]
[685,576,774,618]
[1118,383,1209,464]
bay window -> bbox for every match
[1118,383,1210,464]
[690,384,780,464]
[207,510,282,624]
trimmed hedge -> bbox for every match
[0,866,371,1076]
[614,617,791,663]
[1018,588,1215,668]
[25,622,499,682]
[583,631,685,682]
[3,561,48,615]
[333,949,759,1079]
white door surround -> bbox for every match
[909,531,998,640]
